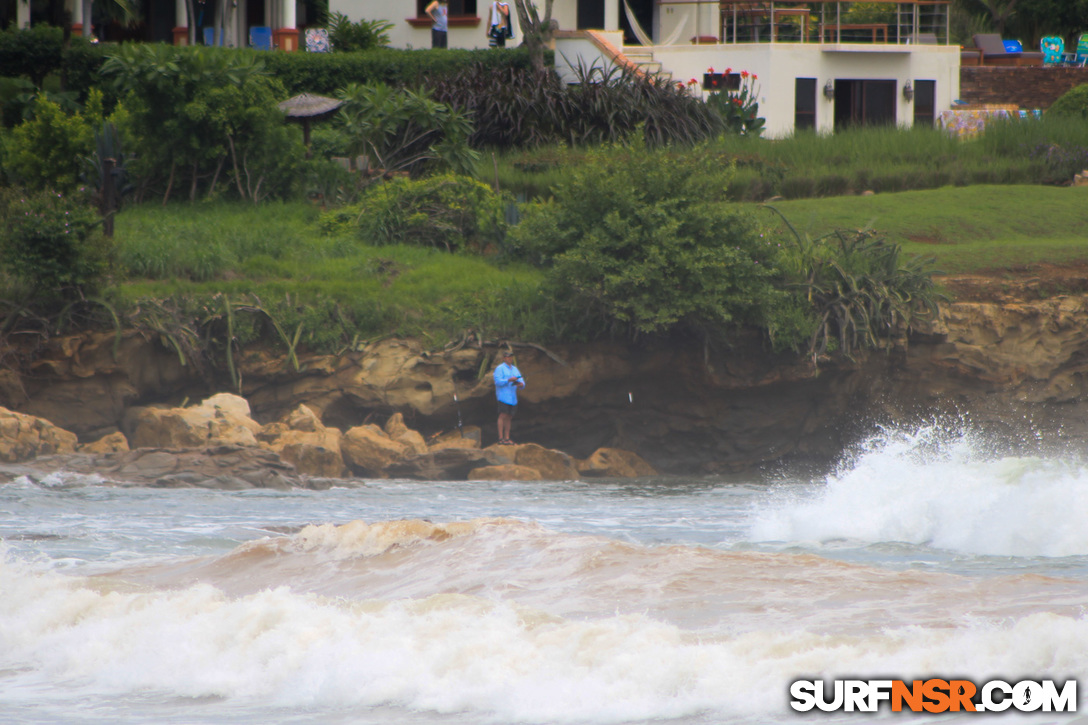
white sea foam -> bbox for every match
[749,424,1088,557]
[2,554,1088,724]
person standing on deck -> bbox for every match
[493,349,524,445]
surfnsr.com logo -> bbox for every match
[790,679,1077,713]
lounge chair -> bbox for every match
[972,33,1043,66]
[1041,35,1065,66]
[1076,33,1088,67]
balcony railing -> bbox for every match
[717,1,951,46]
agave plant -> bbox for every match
[765,206,945,360]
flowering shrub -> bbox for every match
[0,188,112,300]
[704,67,765,137]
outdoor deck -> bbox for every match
[714,0,952,46]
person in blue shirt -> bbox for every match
[493,349,525,445]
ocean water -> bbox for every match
[3,422,1088,724]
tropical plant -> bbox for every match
[328,12,393,52]
[100,45,304,203]
[426,60,723,150]
[334,82,478,177]
[766,206,944,359]
[705,68,765,137]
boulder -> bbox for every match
[259,404,345,478]
[578,447,657,478]
[509,442,580,480]
[124,393,261,449]
[79,431,130,454]
[384,413,428,455]
[428,425,482,451]
[341,424,410,476]
[0,407,78,462]
[468,464,542,481]
[385,447,506,480]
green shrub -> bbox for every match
[336,173,508,252]
[2,95,96,191]
[0,188,113,300]
[427,61,723,150]
[327,13,393,52]
[0,26,65,86]
[259,46,539,96]
[509,144,781,337]
[101,45,305,203]
[1047,84,1088,119]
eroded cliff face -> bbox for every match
[5,291,1088,474]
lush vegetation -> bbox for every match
[4,32,1088,377]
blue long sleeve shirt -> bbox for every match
[493,362,524,405]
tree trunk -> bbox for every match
[513,0,555,74]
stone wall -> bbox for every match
[959,67,1088,109]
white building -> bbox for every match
[329,0,960,137]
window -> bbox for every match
[418,0,476,15]
[795,78,816,130]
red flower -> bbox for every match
[689,78,698,85]
[741,70,749,78]
[725,67,732,74]
[711,79,718,86]
[708,66,715,73]
[752,73,758,80]
[676,82,684,89]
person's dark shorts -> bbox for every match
[497,402,517,417]
[432,29,447,48]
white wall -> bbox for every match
[330,0,540,50]
[558,39,959,137]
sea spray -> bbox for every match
[749,423,1088,557]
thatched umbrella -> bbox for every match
[278,93,344,157]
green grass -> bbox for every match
[490,117,1088,202]
[748,185,1088,273]
[110,201,549,350]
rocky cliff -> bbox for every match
[5,281,1088,474]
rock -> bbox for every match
[79,431,130,454]
[28,445,307,489]
[341,424,410,476]
[124,393,261,449]
[468,464,542,481]
[0,407,78,463]
[258,404,345,478]
[429,425,482,451]
[384,413,428,455]
[385,447,506,480]
[578,447,657,477]
[511,442,580,480]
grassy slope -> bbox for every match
[108,184,1088,348]
[746,185,1088,274]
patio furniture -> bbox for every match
[971,33,1043,65]
[1075,33,1088,66]
[821,23,887,43]
[249,26,273,50]
[722,4,811,43]
[1041,35,1064,66]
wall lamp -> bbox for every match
[903,80,914,103]
[823,80,835,101]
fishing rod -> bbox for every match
[453,392,464,437]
